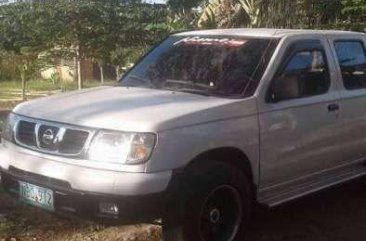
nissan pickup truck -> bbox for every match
[1,29,366,241]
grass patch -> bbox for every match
[0,79,114,92]
[0,80,115,105]
[0,81,19,90]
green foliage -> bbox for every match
[197,0,225,28]
[0,2,58,99]
[0,0,173,86]
[340,0,366,31]
[167,0,202,31]
[342,0,366,15]
[52,0,171,69]
[198,0,277,29]
[197,0,365,30]
[103,1,170,67]
[168,0,203,12]
[0,0,364,92]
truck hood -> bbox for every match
[14,86,257,132]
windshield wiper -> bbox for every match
[165,79,211,90]
[171,88,212,96]
[123,75,157,88]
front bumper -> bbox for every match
[0,142,174,220]
[0,142,172,196]
[0,168,167,220]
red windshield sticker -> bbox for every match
[174,36,247,47]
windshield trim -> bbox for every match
[115,84,250,99]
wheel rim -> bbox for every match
[199,185,243,241]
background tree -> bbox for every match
[167,0,203,30]
[340,0,366,31]
[0,2,54,99]
[106,1,171,79]
[0,0,364,95]
[51,0,103,89]
[197,0,365,30]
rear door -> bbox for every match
[257,36,343,187]
[328,35,366,163]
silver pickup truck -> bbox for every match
[1,29,366,241]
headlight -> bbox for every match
[88,131,156,165]
[2,112,16,142]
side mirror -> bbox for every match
[267,75,300,103]
[267,85,279,103]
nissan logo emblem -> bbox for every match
[42,129,55,145]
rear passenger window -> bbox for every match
[334,41,366,90]
[271,50,330,102]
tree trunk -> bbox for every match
[76,49,82,90]
[77,58,82,90]
[21,72,26,101]
[115,66,120,81]
[100,66,104,84]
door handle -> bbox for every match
[328,103,340,112]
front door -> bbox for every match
[258,38,343,187]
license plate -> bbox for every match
[19,181,54,211]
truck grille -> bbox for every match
[59,129,89,154]
[16,121,36,146]
[15,119,92,156]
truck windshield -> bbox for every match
[120,35,277,97]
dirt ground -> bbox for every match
[0,193,161,241]
[2,177,366,241]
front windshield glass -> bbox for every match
[120,35,277,97]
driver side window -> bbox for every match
[269,48,330,102]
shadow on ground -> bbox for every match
[248,177,366,241]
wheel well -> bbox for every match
[165,147,257,209]
[187,147,255,189]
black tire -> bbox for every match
[163,161,252,241]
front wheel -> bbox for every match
[163,161,252,241]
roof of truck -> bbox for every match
[175,28,365,38]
